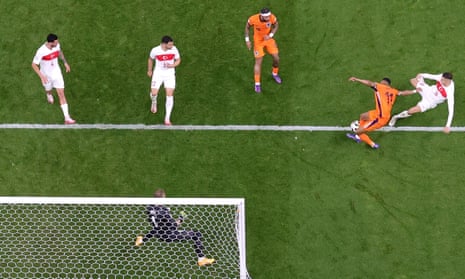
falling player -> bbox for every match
[244,7,281,93]
[147,36,181,125]
[32,33,76,124]
[389,72,455,133]
[346,76,416,149]
[135,189,215,267]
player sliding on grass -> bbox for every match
[245,7,281,93]
[135,189,215,267]
[389,72,455,134]
[346,77,416,149]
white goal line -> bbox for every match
[1,123,464,132]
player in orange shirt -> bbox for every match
[346,77,416,149]
[245,7,281,93]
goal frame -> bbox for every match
[0,196,251,279]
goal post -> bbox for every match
[0,196,252,279]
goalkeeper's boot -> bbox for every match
[346,133,361,143]
[272,74,282,84]
[197,257,215,266]
[135,236,143,247]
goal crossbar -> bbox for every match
[0,196,245,205]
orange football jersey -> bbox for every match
[247,14,277,42]
[373,83,399,119]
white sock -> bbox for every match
[60,104,70,120]
[397,110,411,118]
[165,96,174,122]
[150,93,157,104]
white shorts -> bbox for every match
[151,74,176,90]
[43,74,65,91]
[416,77,445,112]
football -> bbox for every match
[350,120,359,132]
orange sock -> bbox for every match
[358,133,375,147]
[254,74,261,85]
[272,67,279,75]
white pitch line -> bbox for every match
[1,123,465,132]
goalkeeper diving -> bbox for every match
[135,188,215,266]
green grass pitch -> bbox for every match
[1,0,465,278]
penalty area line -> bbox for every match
[0,123,465,132]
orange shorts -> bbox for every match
[362,110,389,132]
[253,38,279,58]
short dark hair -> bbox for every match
[442,72,453,80]
[382,77,391,85]
[161,36,173,44]
[260,7,271,14]
[47,33,58,42]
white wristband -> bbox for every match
[269,32,274,38]
[245,36,250,42]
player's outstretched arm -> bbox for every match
[398,89,417,96]
[348,77,375,87]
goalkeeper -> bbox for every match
[135,189,215,266]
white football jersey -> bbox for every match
[32,43,62,77]
[149,45,180,75]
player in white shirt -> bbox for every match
[32,33,75,124]
[389,72,455,133]
[147,36,181,125]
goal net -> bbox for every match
[0,197,251,279]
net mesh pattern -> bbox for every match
[0,203,246,279]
